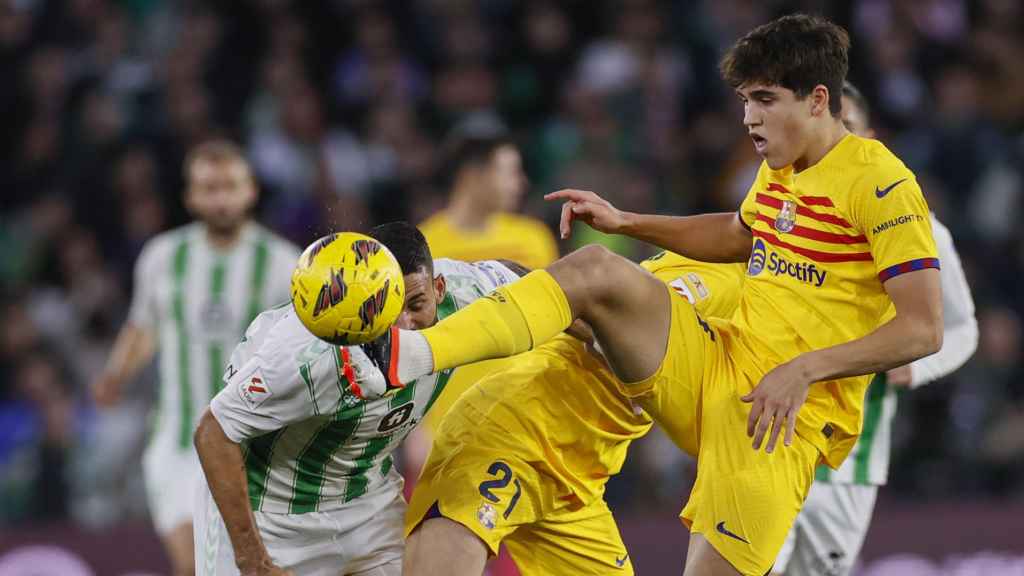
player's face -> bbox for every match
[186,159,257,234]
[489,145,526,211]
[840,95,876,139]
[738,83,819,170]
[396,268,445,330]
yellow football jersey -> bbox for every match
[419,212,559,270]
[733,134,938,467]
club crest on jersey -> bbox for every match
[358,279,390,329]
[351,239,381,266]
[477,502,497,530]
[240,371,272,409]
[313,268,348,318]
[748,239,767,276]
[775,200,796,233]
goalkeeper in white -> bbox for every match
[192,223,525,575]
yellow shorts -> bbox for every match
[624,287,820,576]
[406,398,633,576]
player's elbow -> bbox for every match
[915,311,944,359]
[193,408,218,452]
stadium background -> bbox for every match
[0,0,1022,574]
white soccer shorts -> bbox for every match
[193,475,405,576]
[142,434,201,536]
[773,481,878,576]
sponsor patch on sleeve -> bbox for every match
[238,369,272,409]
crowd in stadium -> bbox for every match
[1,0,1022,532]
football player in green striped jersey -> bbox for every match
[192,224,526,576]
[92,141,300,576]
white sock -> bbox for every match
[397,329,434,384]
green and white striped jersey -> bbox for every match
[816,217,976,486]
[211,259,520,514]
[128,222,300,451]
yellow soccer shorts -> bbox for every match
[405,395,633,575]
[622,287,820,576]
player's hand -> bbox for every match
[91,372,122,408]
[886,365,913,388]
[347,341,398,400]
[544,189,631,239]
[741,360,812,453]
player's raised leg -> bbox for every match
[404,517,489,576]
[395,244,673,386]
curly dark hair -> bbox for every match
[720,14,850,117]
[369,221,434,277]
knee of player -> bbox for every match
[567,244,628,284]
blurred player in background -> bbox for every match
[771,82,979,576]
[419,135,558,269]
[92,140,299,576]
[192,223,526,576]
[410,135,559,488]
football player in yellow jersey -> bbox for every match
[366,14,943,576]
[404,251,745,576]
[412,135,559,481]
[419,135,559,270]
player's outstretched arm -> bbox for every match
[194,410,292,576]
[91,323,155,407]
[742,268,943,453]
[545,189,752,263]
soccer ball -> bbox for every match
[291,232,406,345]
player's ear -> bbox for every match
[810,84,830,117]
[433,274,446,302]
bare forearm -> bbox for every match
[620,212,752,263]
[195,410,270,572]
[797,315,943,383]
[102,324,155,384]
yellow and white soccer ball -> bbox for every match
[291,232,405,345]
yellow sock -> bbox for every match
[422,270,573,372]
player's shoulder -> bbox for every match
[929,213,953,246]
[137,223,200,265]
[417,212,448,236]
[845,136,916,185]
[495,213,554,237]
[247,223,301,257]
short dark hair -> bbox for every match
[369,222,434,277]
[841,80,870,123]
[184,139,250,177]
[440,135,515,190]
[720,14,850,116]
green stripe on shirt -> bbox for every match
[245,430,284,511]
[171,238,191,449]
[853,373,888,484]
[208,258,227,399]
[245,238,270,327]
[289,404,365,514]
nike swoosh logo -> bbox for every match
[875,178,907,198]
[716,521,749,544]
[615,554,629,568]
